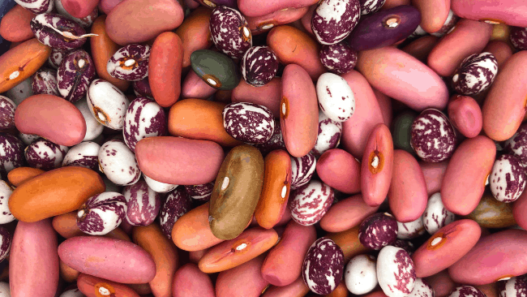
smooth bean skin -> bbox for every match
[449,229,527,284]
[325,282,348,297]
[172,202,224,252]
[513,189,527,230]
[168,99,241,147]
[216,255,268,297]
[451,0,527,27]
[448,95,483,138]
[181,70,217,99]
[412,219,481,278]
[382,0,410,9]
[261,221,316,286]
[388,150,428,222]
[0,38,50,93]
[136,137,224,185]
[15,94,86,146]
[361,124,394,206]
[175,7,212,70]
[172,263,215,297]
[280,64,318,157]
[59,236,156,284]
[412,0,450,33]
[483,40,512,68]
[441,136,496,215]
[402,35,439,63]
[77,274,140,297]
[424,270,456,297]
[420,161,448,195]
[316,149,361,194]
[0,5,35,42]
[99,0,125,14]
[60,259,79,283]
[10,220,59,297]
[61,0,99,18]
[320,194,379,233]
[341,70,384,158]
[239,0,318,18]
[267,26,325,81]
[357,47,449,111]
[255,150,292,229]
[198,227,278,273]
[262,276,310,297]
[7,167,44,186]
[247,7,308,35]
[428,19,493,77]
[374,89,392,126]
[9,167,105,222]
[133,223,179,297]
[482,51,527,141]
[106,0,184,45]
[90,15,130,92]
[325,226,368,262]
[52,211,131,241]
[232,77,282,118]
[149,32,183,108]
[468,191,516,228]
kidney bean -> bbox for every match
[57,50,95,102]
[312,111,342,157]
[483,40,513,68]
[73,100,103,142]
[122,179,161,226]
[321,194,378,232]
[192,50,241,90]
[288,154,315,190]
[316,72,355,122]
[419,160,447,195]
[357,47,448,111]
[216,255,269,297]
[504,123,527,168]
[447,95,482,138]
[311,0,360,45]
[171,202,224,251]
[451,0,527,27]
[24,138,68,170]
[53,211,131,241]
[62,141,99,171]
[10,220,59,297]
[411,108,456,163]
[86,79,129,130]
[189,248,208,264]
[498,275,527,297]
[360,0,386,15]
[77,274,140,297]
[98,0,124,14]
[60,0,98,18]
[261,276,310,297]
[489,154,526,203]
[316,149,360,194]
[510,26,527,50]
[107,44,149,82]
[345,254,377,295]
[377,245,416,297]
[359,212,398,250]
[389,150,428,222]
[55,0,98,29]
[172,263,215,297]
[232,77,282,117]
[14,0,53,14]
[0,227,9,264]
[0,181,13,224]
[185,182,214,201]
[441,136,496,215]
[0,38,50,93]
[31,67,58,95]
[98,139,140,186]
[255,119,287,155]
[319,42,357,74]
[300,5,316,35]
[159,187,191,239]
[467,191,516,228]
[0,5,35,43]
[425,270,456,297]
[347,5,421,52]
[422,193,455,235]
[174,7,212,70]
[76,192,126,235]
[302,237,344,295]
[411,0,450,33]
[223,102,275,144]
[0,133,23,178]
[7,166,43,187]
[267,26,325,81]
[241,46,278,87]
[48,47,68,69]
[290,179,334,226]
[452,52,498,96]
[397,217,425,239]
[144,174,177,194]
[123,97,166,153]
[198,227,278,273]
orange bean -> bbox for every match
[77,274,140,297]
[7,167,44,187]
[133,223,179,297]
[325,226,368,262]
[255,150,292,229]
[9,167,105,222]
[175,7,213,70]
[198,227,279,273]
[149,32,183,108]
[172,202,224,252]
[0,5,35,43]
[60,259,79,283]
[90,15,130,92]
[168,98,242,147]
[0,38,51,93]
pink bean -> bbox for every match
[238,0,318,18]
[232,77,282,118]
[181,70,217,99]
[261,276,310,297]
[316,148,361,194]
[300,5,316,35]
[247,7,309,35]
[216,255,269,297]
[374,88,392,126]
[483,40,513,68]
[98,0,124,14]
[447,95,483,138]
[424,270,456,297]
[451,0,527,27]
[388,150,428,222]
[319,194,379,233]
[172,263,215,297]
[420,161,448,195]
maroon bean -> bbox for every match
[57,50,96,102]
[159,187,193,239]
[77,192,127,235]
[358,212,398,250]
[223,102,275,144]
[311,0,361,45]
[411,108,456,163]
[210,6,252,60]
[302,237,344,295]
[319,43,358,74]
[123,179,161,226]
[32,68,59,96]
[107,44,150,81]
[241,46,278,86]
[30,13,90,50]
[24,139,68,171]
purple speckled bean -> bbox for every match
[411,108,456,163]
[505,123,527,168]
[122,179,161,226]
[0,133,24,178]
[32,68,59,96]
[197,0,237,8]
[316,72,355,122]
[0,181,14,224]
[57,50,96,102]
[77,192,127,235]
[360,0,386,15]
[185,182,214,201]
[290,180,334,226]
[98,139,141,186]
[423,192,455,234]
[210,6,252,60]
[87,79,129,130]
[18,133,40,146]
[431,10,458,37]
[24,139,68,170]
[320,43,358,74]
[302,237,344,295]
[510,27,527,51]
[30,13,89,50]
[498,275,527,297]
[449,286,486,297]
[48,48,70,69]
[0,96,16,130]
[290,152,317,190]
[123,97,167,152]
[223,102,275,144]
[359,212,398,250]
[62,141,100,171]
[407,279,434,297]
[452,52,498,96]
[133,77,154,99]
[377,246,416,297]
[0,227,10,263]
[312,110,342,157]
[344,254,378,295]
[392,239,415,255]
[489,154,526,203]
[15,0,53,14]
[311,0,361,45]
[397,217,425,240]
[253,119,285,155]
[159,187,193,239]
[143,174,178,194]
[241,46,278,87]
[107,44,150,81]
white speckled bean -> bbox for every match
[377,246,416,297]
[290,180,334,226]
[312,110,342,157]
[423,192,456,234]
[316,73,355,122]
[397,217,426,240]
[24,139,68,170]
[75,98,104,141]
[123,97,167,152]
[345,254,378,295]
[143,174,178,193]
[77,192,127,235]
[0,96,16,130]
[87,79,129,130]
[407,278,434,297]
[123,179,161,226]
[18,133,40,146]
[302,237,344,295]
[98,139,141,186]
[62,141,100,171]
[0,181,14,224]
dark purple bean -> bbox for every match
[14,0,53,14]
[159,187,193,239]
[505,123,527,168]
[122,179,161,226]
[24,139,68,170]
[311,0,361,45]
[0,226,10,263]
[241,46,278,87]
[302,237,344,295]
[490,154,526,203]
[359,212,398,250]
[290,153,317,190]
[32,68,59,96]
[107,44,150,81]
[133,77,154,99]
[320,43,358,74]
[253,119,285,155]
[0,96,15,130]
[0,181,14,224]
[123,97,167,152]
[62,141,100,171]
[347,5,421,52]
[452,52,498,96]
[57,49,96,102]
[77,192,127,235]
[48,48,70,69]
[411,108,456,163]
[510,27,527,50]
[30,13,91,50]
[210,6,252,60]
[185,182,214,201]
[360,0,386,15]
[0,133,23,178]
[223,102,275,144]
